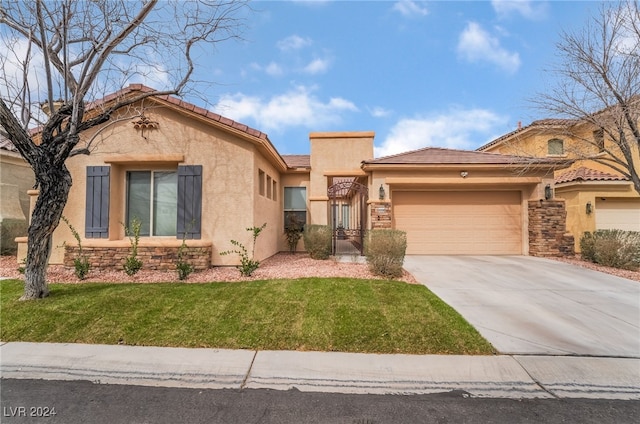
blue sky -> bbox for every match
[191,0,600,157]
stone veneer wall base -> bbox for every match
[64,245,212,271]
[528,199,575,257]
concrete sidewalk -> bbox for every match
[1,342,638,400]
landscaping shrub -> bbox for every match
[123,217,143,276]
[303,225,332,260]
[60,216,91,280]
[284,213,304,253]
[365,229,407,279]
[579,230,640,271]
[220,223,266,276]
[579,231,596,263]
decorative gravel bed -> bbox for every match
[2,253,637,284]
[0,253,417,284]
[550,256,640,282]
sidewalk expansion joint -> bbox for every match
[512,355,559,399]
[240,350,258,390]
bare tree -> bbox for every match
[0,0,249,300]
[533,0,640,194]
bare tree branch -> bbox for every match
[530,0,640,194]
[0,0,251,299]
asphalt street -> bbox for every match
[2,379,639,424]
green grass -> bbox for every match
[0,278,494,355]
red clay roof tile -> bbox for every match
[555,166,628,184]
[282,155,311,168]
[364,146,557,165]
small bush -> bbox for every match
[1,219,27,255]
[123,217,143,276]
[579,231,596,263]
[579,230,640,271]
[284,213,304,253]
[365,229,407,279]
[220,223,266,276]
[176,239,195,281]
[61,215,90,280]
[303,225,332,260]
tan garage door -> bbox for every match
[393,191,522,255]
[596,200,640,231]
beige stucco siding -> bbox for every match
[252,148,284,261]
[309,132,374,227]
[36,102,281,266]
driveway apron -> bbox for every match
[403,256,640,357]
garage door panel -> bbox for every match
[596,200,640,231]
[393,191,522,255]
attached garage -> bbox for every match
[596,199,640,231]
[393,190,523,255]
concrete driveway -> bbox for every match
[403,256,640,357]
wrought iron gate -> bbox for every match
[327,180,369,255]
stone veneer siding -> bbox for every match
[370,202,392,229]
[528,200,575,257]
[64,245,212,271]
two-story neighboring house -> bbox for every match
[478,118,640,252]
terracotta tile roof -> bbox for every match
[364,146,556,165]
[282,154,311,168]
[555,166,628,184]
[477,118,578,151]
[88,84,271,141]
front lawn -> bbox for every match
[0,278,494,355]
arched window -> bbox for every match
[547,138,564,155]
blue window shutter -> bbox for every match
[85,166,110,238]
[177,165,202,239]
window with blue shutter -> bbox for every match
[177,165,202,239]
[85,166,110,238]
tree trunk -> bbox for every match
[21,164,72,300]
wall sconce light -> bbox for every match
[460,171,468,178]
[544,184,553,200]
[379,184,385,200]
[586,201,592,215]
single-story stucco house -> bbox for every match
[16,85,573,269]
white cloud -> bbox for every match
[277,35,312,51]
[375,108,508,157]
[393,1,429,17]
[303,57,331,74]
[369,106,393,118]
[213,85,358,132]
[124,61,171,89]
[491,0,548,20]
[457,22,521,74]
[265,61,284,76]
